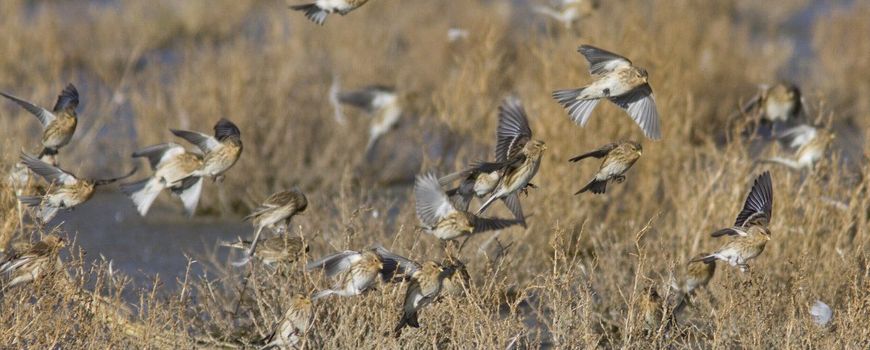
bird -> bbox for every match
[170,118,242,183]
[221,236,308,266]
[570,141,643,194]
[532,0,598,29]
[289,0,370,25]
[330,84,402,153]
[437,163,502,213]
[17,153,136,223]
[638,286,666,334]
[553,45,661,140]
[305,246,417,299]
[394,261,455,337]
[0,84,79,164]
[0,234,65,292]
[476,97,547,220]
[693,172,773,272]
[259,294,313,349]
[740,83,803,125]
[671,255,716,314]
[439,257,470,298]
[120,143,204,217]
[415,173,523,244]
[233,189,308,266]
[760,125,834,170]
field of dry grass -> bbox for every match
[0,0,868,348]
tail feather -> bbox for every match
[18,196,42,206]
[290,4,328,25]
[120,178,162,216]
[690,255,717,264]
[393,311,419,337]
[576,179,607,194]
[312,290,334,300]
[553,88,600,126]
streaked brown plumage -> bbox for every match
[234,189,308,266]
[306,247,416,299]
[672,255,716,314]
[553,45,661,140]
[260,294,313,349]
[221,236,307,266]
[440,257,470,298]
[0,84,79,160]
[290,0,370,25]
[171,118,242,183]
[394,261,454,337]
[571,141,642,194]
[438,165,501,212]
[741,83,802,124]
[17,153,136,223]
[331,84,402,152]
[121,143,204,216]
[697,172,774,272]
[638,286,665,333]
[0,234,65,292]
[416,173,523,242]
[763,125,834,170]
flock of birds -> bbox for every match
[0,0,841,347]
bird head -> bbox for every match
[628,141,643,155]
[291,294,312,307]
[637,68,649,83]
[44,235,65,249]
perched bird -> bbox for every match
[260,294,313,349]
[570,141,643,194]
[290,0,370,25]
[671,256,716,314]
[476,97,547,220]
[740,83,803,124]
[638,286,665,334]
[120,143,204,217]
[221,236,308,266]
[18,153,136,223]
[233,189,308,266]
[0,234,65,292]
[330,84,402,153]
[532,0,598,29]
[0,84,79,163]
[306,247,416,299]
[170,118,242,183]
[415,173,523,243]
[394,261,454,337]
[694,172,773,272]
[553,45,661,140]
[761,125,834,170]
[439,257,470,298]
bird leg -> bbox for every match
[615,175,627,183]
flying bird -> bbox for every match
[18,153,136,223]
[671,255,716,314]
[259,294,313,349]
[532,0,598,29]
[553,45,661,140]
[330,84,402,153]
[694,172,773,272]
[306,246,417,299]
[476,97,547,221]
[233,189,308,266]
[120,143,204,216]
[0,234,65,292]
[740,83,804,124]
[394,261,454,337]
[415,173,523,244]
[0,84,79,164]
[761,125,834,170]
[170,118,242,183]
[290,0,370,25]
[570,141,642,194]
[221,236,307,266]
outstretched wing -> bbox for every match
[132,143,187,170]
[0,91,57,127]
[19,153,78,185]
[734,171,773,227]
[306,251,361,278]
[578,45,633,75]
[608,84,661,140]
[495,96,533,162]
[568,142,618,162]
[170,129,220,153]
[415,173,456,227]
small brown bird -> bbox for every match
[438,163,502,212]
[553,45,661,140]
[221,236,307,266]
[532,0,598,29]
[18,153,136,223]
[306,246,415,299]
[170,118,242,183]
[260,294,313,349]
[570,141,642,194]
[671,256,716,314]
[233,189,308,266]
[290,0,370,25]
[0,234,65,292]
[0,84,79,162]
[121,143,204,216]
[439,257,470,298]
[476,97,547,220]
[330,84,402,153]
[638,286,665,334]
[741,83,803,124]
[762,125,834,170]
[415,173,523,242]
[694,172,773,272]
[394,261,455,337]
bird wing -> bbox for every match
[774,124,817,149]
[338,86,396,112]
[172,176,203,216]
[213,118,241,140]
[374,246,421,282]
[52,84,79,111]
[170,129,220,153]
[19,153,78,185]
[710,227,749,237]
[734,171,773,227]
[501,193,526,226]
[305,251,361,278]
[608,84,661,140]
[0,91,57,127]
[495,96,533,163]
[415,173,456,227]
[473,216,522,233]
[132,143,187,170]
[568,142,618,162]
[578,45,633,75]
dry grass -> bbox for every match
[1,0,869,348]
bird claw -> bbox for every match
[615,176,626,183]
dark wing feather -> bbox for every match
[374,246,420,282]
[578,45,632,75]
[213,118,241,140]
[472,216,522,233]
[734,171,773,227]
[170,129,220,153]
[52,83,79,111]
[131,143,186,170]
[19,152,78,185]
[94,167,138,186]
[568,143,618,162]
[501,193,526,227]
[495,96,533,162]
